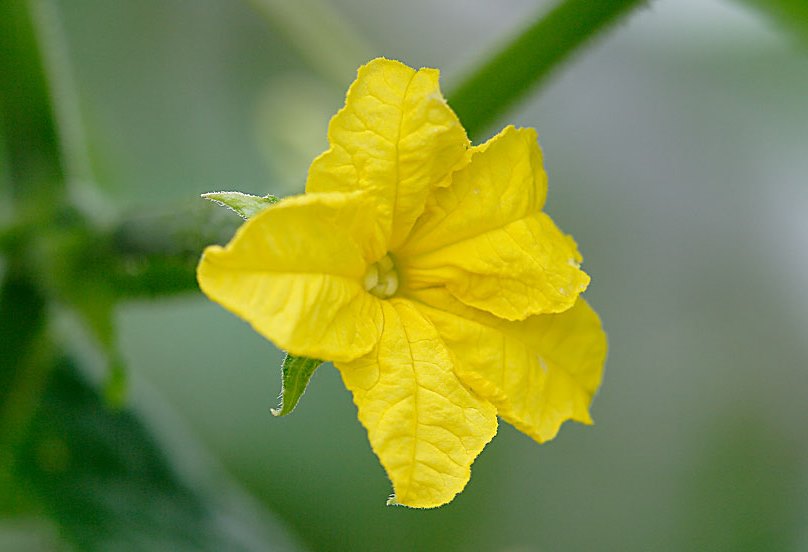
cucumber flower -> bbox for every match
[197,58,606,508]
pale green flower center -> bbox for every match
[363,254,399,299]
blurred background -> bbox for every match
[2,0,808,550]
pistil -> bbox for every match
[363,254,399,298]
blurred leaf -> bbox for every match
[448,0,646,140]
[735,0,808,44]
[271,354,323,417]
[13,357,301,551]
[202,191,279,220]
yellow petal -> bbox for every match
[306,58,470,252]
[197,192,383,363]
[336,298,497,508]
[413,288,606,443]
[402,126,546,253]
[398,125,589,320]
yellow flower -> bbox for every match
[197,58,606,508]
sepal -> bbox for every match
[202,191,279,219]
[271,353,322,416]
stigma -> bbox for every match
[363,254,399,299]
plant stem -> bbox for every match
[0,0,65,203]
[448,0,648,140]
[0,269,52,468]
[0,0,65,461]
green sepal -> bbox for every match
[271,354,322,417]
[202,191,279,219]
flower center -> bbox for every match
[363,254,399,299]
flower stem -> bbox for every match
[0,0,66,203]
[448,0,648,140]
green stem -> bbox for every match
[0,269,53,466]
[106,203,241,298]
[0,0,64,461]
[0,0,65,203]
[448,0,648,140]
[30,0,95,188]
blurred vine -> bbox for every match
[448,0,648,139]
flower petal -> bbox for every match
[414,288,606,443]
[197,192,383,363]
[336,298,497,508]
[306,58,470,252]
[402,126,546,253]
[398,125,589,320]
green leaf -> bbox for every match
[202,191,279,219]
[13,357,302,551]
[271,354,322,417]
[734,0,808,44]
[448,0,646,140]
